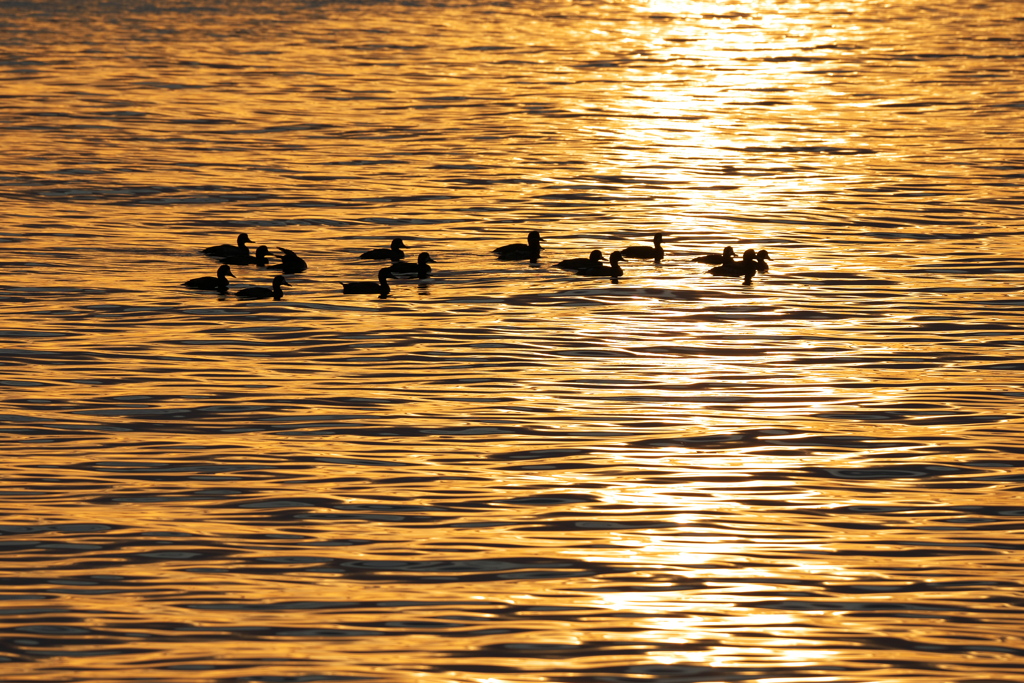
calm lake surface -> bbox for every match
[2,0,1023,681]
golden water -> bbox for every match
[2,0,1023,681]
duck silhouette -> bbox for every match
[390,252,435,278]
[621,233,665,262]
[556,250,604,271]
[220,245,271,266]
[494,230,543,262]
[184,264,233,291]
[236,275,290,300]
[710,248,758,284]
[341,267,392,297]
[754,249,772,273]
[203,233,253,258]
[692,246,736,265]
[268,248,308,273]
[577,250,626,277]
[360,238,406,260]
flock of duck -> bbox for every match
[183,230,773,300]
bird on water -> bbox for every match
[692,245,736,265]
[236,275,290,300]
[494,230,543,262]
[341,267,392,298]
[220,245,272,267]
[390,252,435,279]
[621,232,665,262]
[203,233,254,259]
[754,249,772,273]
[556,250,604,271]
[577,250,626,278]
[183,264,234,291]
[268,247,308,273]
[360,238,407,260]
[710,248,758,284]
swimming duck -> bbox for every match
[220,245,272,266]
[621,233,665,261]
[754,249,772,273]
[236,275,290,300]
[183,264,234,291]
[692,245,736,265]
[341,267,392,297]
[389,252,435,278]
[203,232,254,258]
[556,250,604,271]
[577,250,626,277]
[360,238,407,260]
[710,248,758,284]
[494,230,543,262]
[268,247,308,273]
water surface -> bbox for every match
[2,0,1024,681]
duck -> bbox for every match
[692,246,736,265]
[219,245,272,266]
[710,248,758,284]
[236,275,290,300]
[494,230,543,262]
[754,249,772,273]
[268,247,308,273]
[621,233,665,261]
[341,267,392,297]
[203,232,254,258]
[556,250,604,271]
[577,250,626,277]
[183,264,234,291]
[360,238,407,260]
[389,252,435,278]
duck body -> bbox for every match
[621,233,665,261]
[184,264,234,291]
[494,230,542,262]
[268,247,308,273]
[390,252,435,278]
[236,275,290,300]
[692,245,736,265]
[360,238,407,260]
[203,233,253,258]
[556,250,604,271]
[220,245,271,266]
[577,250,625,277]
[341,267,392,297]
[710,249,758,283]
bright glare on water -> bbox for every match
[2,0,1023,681]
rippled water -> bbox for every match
[2,0,1024,681]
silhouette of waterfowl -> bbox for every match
[494,230,543,262]
[183,264,233,291]
[556,250,604,271]
[390,252,435,279]
[341,267,392,298]
[268,247,307,273]
[203,233,253,258]
[220,245,271,266]
[692,246,736,265]
[754,249,772,273]
[577,250,626,277]
[710,248,758,284]
[236,275,290,300]
[621,233,665,261]
[360,238,406,260]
